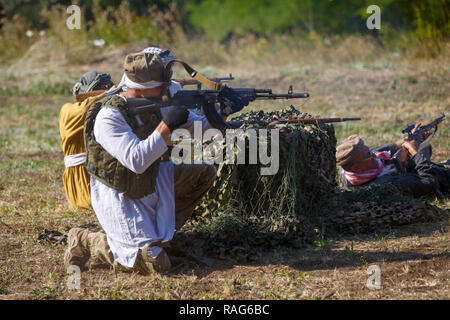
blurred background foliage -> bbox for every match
[0,0,448,64]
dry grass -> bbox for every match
[0,36,449,300]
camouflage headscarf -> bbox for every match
[72,71,114,96]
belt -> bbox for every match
[64,152,87,168]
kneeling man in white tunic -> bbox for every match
[64,49,218,274]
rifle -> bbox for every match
[174,74,234,89]
[227,117,361,128]
[75,75,235,102]
[126,86,310,132]
[393,113,446,166]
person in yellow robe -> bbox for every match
[59,72,114,209]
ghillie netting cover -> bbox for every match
[172,106,446,261]
[174,106,337,260]
[323,183,443,234]
[194,106,337,230]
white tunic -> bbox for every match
[91,108,174,267]
[90,83,213,268]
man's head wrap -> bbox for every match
[72,71,113,96]
[336,134,366,167]
[142,46,175,65]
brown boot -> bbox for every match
[64,228,91,270]
[87,231,116,268]
[84,231,132,273]
[133,245,171,275]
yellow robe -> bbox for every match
[59,94,105,210]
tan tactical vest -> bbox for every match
[84,95,162,199]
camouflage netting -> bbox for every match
[172,106,337,259]
[173,107,446,261]
[322,183,444,234]
[193,106,337,229]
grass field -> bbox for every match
[0,37,449,300]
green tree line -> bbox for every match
[0,0,448,41]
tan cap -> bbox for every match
[123,52,167,84]
[336,134,366,167]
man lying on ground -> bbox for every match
[336,134,449,198]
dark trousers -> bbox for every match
[173,163,217,229]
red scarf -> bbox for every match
[344,151,398,186]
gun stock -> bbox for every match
[75,90,106,102]
[174,74,234,88]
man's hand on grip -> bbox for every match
[162,107,189,132]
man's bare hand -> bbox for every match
[395,139,406,148]
[402,140,419,156]
[396,122,432,149]
[411,122,421,133]
[155,121,171,141]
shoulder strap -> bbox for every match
[165,59,224,91]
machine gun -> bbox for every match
[75,75,235,102]
[126,86,310,132]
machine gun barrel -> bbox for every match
[275,117,360,124]
[255,92,310,99]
